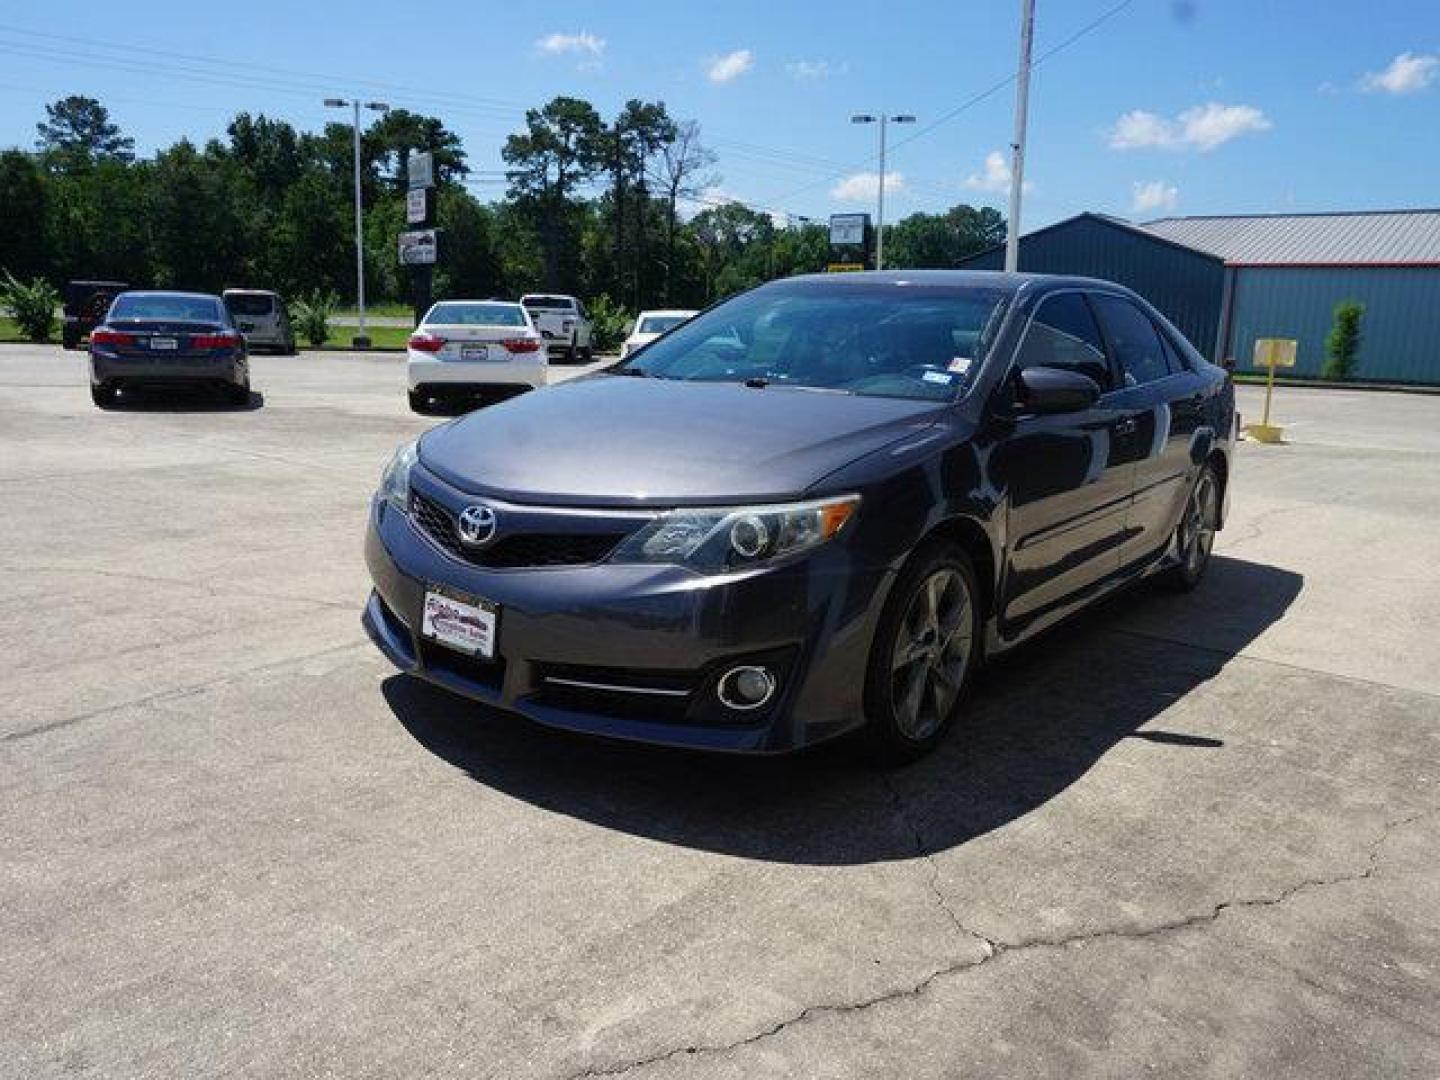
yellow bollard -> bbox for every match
[1244,338,1296,444]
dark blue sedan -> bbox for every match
[88,290,250,408]
[363,271,1235,760]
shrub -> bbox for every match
[587,294,633,354]
[1322,299,1364,380]
[0,272,60,342]
[290,290,337,347]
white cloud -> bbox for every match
[708,49,754,84]
[962,150,1032,195]
[534,31,606,57]
[1108,102,1271,152]
[786,59,843,80]
[1362,52,1439,94]
[1131,180,1179,214]
[831,171,904,202]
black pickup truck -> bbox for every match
[62,280,130,350]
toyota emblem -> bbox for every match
[456,504,498,546]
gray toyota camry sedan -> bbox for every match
[364,271,1235,759]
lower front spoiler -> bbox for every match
[362,591,800,754]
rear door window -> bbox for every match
[1092,295,1171,387]
[1015,292,1111,389]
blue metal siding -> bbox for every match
[1227,267,1440,383]
[960,216,1225,360]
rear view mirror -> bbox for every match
[1015,366,1101,415]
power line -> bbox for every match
[765,0,1135,205]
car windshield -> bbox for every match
[426,302,527,327]
[522,296,573,311]
[110,294,224,323]
[226,294,275,316]
[638,315,689,334]
[618,283,1008,401]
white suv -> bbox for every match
[520,294,593,363]
[407,300,546,413]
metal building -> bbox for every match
[959,209,1440,384]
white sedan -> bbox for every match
[407,300,546,413]
[619,309,698,359]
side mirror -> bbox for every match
[1014,366,1101,415]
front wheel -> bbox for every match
[1163,463,1220,591]
[863,543,982,763]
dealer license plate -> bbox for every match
[149,337,178,350]
[460,344,490,361]
[421,586,498,659]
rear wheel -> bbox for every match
[1163,463,1220,591]
[90,382,117,409]
[227,378,251,406]
[408,389,431,414]
[863,543,981,763]
[580,345,593,363]
[63,325,80,351]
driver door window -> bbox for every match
[1016,293,1111,390]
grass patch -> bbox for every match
[333,302,414,319]
[318,324,411,350]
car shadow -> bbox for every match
[111,388,264,412]
[382,555,1302,865]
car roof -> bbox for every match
[115,290,224,301]
[433,298,522,306]
[777,268,1135,296]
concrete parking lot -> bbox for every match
[2,345,1437,1079]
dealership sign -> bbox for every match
[828,213,868,247]
[407,151,434,191]
[398,229,438,265]
[406,187,428,225]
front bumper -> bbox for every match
[362,487,893,753]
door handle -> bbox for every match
[1114,417,1138,437]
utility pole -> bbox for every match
[851,113,915,270]
[1005,0,1035,273]
[324,97,390,347]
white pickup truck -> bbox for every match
[519,294,594,363]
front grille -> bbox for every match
[409,491,628,569]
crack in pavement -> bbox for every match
[560,809,1436,1080]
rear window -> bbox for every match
[110,294,224,323]
[638,315,689,335]
[522,296,575,311]
[426,302,527,328]
[226,294,276,317]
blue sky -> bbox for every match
[0,1,1436,228]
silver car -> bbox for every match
[223,289,296,354]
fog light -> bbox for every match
[717,665,777,710]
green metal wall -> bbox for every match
[959,215,1227,360]
[1226,266,1440,384]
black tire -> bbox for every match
[408,389,431,414]
[580,345,594,363]
[90,382,117,410]
[63,325,80,351]
[862,542,982,763]
[227,380,251,406]
[1162,463,1221,592]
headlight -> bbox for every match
[610,495,859,573]
[379,439,418,513]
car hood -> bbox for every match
[419,374,947,506]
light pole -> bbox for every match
[850,113,914,270]
[324,97,390,347]
[1004,0,1035,273]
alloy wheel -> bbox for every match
[889,568,975,741]
[1180,472,1219,575]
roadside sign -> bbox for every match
[406,187,428,225]
[407,151,434,191]
[826,263,866,273]
[398,229,438,265]
[1253,338,1297,369]
[828,213,867,247]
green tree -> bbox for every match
[502,96,605,290]
[652,120,716,303]
[884,205,1006,268]
[0,150,49,282]
[368,109,468,194]
[35,96,134,169]
[1322,300,1364,380]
